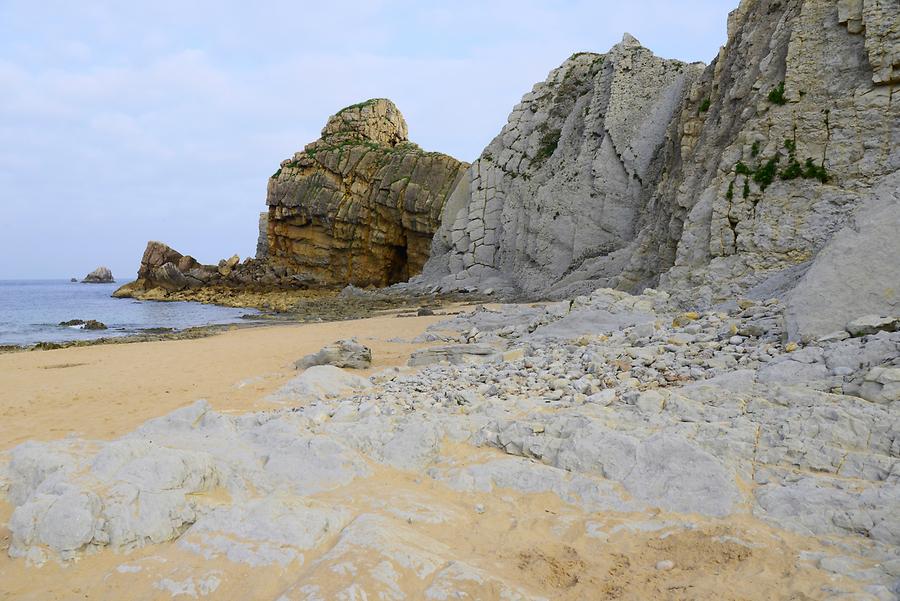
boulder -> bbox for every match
[82,266,114,283]
[294,339,373,370]
[858,366,900,404]
[58,319,106,330]
[151,262,191,292]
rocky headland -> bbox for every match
[266,98,467,287]
[4,0,899,598]
[110,240,477,316]
[115,98,467,309]
[111,240,297,308]
[115,1,898,343]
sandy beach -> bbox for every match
[1,312,446,600]
[0,313,446,450]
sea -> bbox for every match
[0,280,259,347]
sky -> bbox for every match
[0,0,734,279]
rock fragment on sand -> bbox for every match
[294,339,372,370]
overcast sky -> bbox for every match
[0,0,734,279]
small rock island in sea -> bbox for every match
[81,266,114,283]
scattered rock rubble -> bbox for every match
[2,287,898,598]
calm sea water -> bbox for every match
[0,280,259,346]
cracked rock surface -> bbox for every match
[3,288,898,599]
[416,0,900,342]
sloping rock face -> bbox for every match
[266,98,467,288]
[420,0,899,340]
[785,172,900,340]
[423,39,701,296]
[656,0,899,333]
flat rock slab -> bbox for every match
[847,315,900,338]
[527,307,656,340]
[408,344,497,366]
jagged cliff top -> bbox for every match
[317,98,409,148]
[272,97,453,173]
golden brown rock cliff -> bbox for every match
[265,98,468,287]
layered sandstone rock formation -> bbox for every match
[117,100,465,302]
[419,0,899,341]
[266,98,467,287]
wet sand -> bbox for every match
[0,312,445,450]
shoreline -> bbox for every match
[0,319,267,354]
[0,288,489,354]
[0,309,451,450]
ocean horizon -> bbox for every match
[0,279,259,347]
